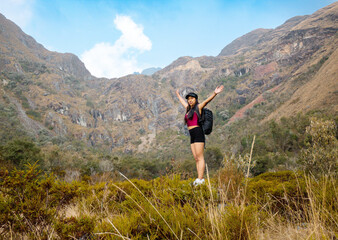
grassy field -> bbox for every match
[0,156,337,239]
[0,116,337,239]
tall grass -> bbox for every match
[0,157,337,239]
[255,174,337,240]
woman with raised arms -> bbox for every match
[176,86,224,186]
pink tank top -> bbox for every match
[185,112,199,127]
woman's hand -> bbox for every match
[199,85,224,109]
[176,89,180,95]
[214,85,224,94]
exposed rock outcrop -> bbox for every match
[0,2,337,152]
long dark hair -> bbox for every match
[184,100,199,123]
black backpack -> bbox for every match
[197,108,213,135]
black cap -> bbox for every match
[185,92,198,99]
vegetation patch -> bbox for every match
[0,162,336,239]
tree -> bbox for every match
[0,139,42,168]
[299,118,338,177]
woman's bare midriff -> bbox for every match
[188,125,199,130]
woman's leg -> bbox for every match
[190,144,199,173]
[191,142,205,179]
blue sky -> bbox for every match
[0,0,335,78]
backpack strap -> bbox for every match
[195,104,204,125]
[195,104,207,148]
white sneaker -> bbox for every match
[193,178,205,186]
[198,179,205,185]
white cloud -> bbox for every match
[81,15,152,78]
[0,0,35,28]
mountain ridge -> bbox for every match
[0,2,337,154]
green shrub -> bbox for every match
[0,104,28,144]
[0,164,79,235]
[269,119,299,152]
[86,99,94,108]
[217,160,244,201]
[205,147,223,172]
[222,204,259,240]
[251,154,272,176]
[19,60,47,74]
[299,118,338,177]
[80,160,100,177]
[247,171,307,214]
[26,109,42,121]
[54,216,95,239]
[115,156,169,180]
[0,138,42,169]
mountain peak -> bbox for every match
[0,2,336,154]
[218,28,272,56]
[0,12,91,78]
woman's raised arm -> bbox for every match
[199,85,224,110]
[176,89,188,109]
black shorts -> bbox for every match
[189,127,205,144]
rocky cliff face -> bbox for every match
[0,3,337,153]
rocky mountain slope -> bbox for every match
[0,2,337,153]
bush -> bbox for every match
[247,171,307,215]
[222,204,259,240]
[0,164,79,236]
[26,110,42,121]
[0,138,42,169]
[19,60,47,74]
[54,216,95,239]
[299,118,337,177]
[205,147,223,172]
[217,159,244,201]
[115,156,169,180]
[251,154,272,176]
[269,119,299,152]
[0,163,335,238]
